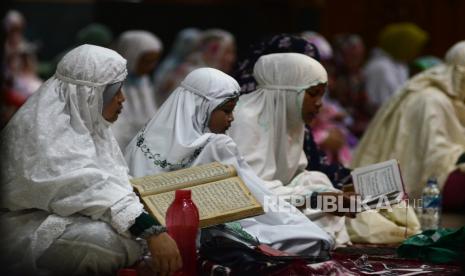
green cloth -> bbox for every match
[397,227,465,263]
[76,23,113,47]
[224,222,257,244]
[412,56,442,71]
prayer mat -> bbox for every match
[332,244,463,275]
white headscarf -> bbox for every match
[115,30,163,74]
[112,30,163,149]
[124,67,334,255]
[1,44,144,262]
[229,53,328,185]
[352,40,465,199]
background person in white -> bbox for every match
[353,41,465,205]
[364,23,428,112]
[112,30,163,151]
[347,47,465,245]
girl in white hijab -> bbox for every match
[0,44,181,276]
[125,67,334,256]
[228,53,353,246]
[112,30,163,150]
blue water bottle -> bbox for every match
[421,177,441,230]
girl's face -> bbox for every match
[102,89,125,123]
[301,83,326,125]
[208,98,237,134]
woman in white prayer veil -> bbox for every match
[112,30,163,150]
[228,53,355,246]
[0,44,182,276]
[124,67,334,256]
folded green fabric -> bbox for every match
[397,227,465,263]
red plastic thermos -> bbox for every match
[166,189,200,276]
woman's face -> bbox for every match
[102,89,125,123]
[301,83,326,125]
[208,98,237,134]
[135,50,161,76]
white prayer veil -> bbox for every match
[1,45,144,268]
[228,53,328,185]
[125,67,334,255]
[115,30,163,74]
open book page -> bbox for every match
[352,159,404,198]
[351,159,405,210]
[142,176,264,228]
[130,162,236,196]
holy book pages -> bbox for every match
[130,162,264,228]
[351,159,407,211]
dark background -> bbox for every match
[6,0,465,62]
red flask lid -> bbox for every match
[175,189,191,199]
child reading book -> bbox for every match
[125,67,334,255]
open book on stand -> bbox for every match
[130,162,264,228]
[351,159,407,211]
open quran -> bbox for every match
[130,162,264,228]
[351,159,407,211]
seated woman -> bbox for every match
[233,33,351,187]
[124,67,334,256]
[0,44,181,276]
[227,53,355,246]
[352,41,465,230]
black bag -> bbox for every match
[199,225,330,275]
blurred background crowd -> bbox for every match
[1,0,465,170]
